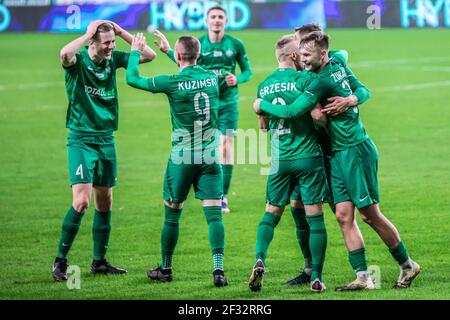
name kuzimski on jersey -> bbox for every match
[259,82,297,99]
[178,77,217,91]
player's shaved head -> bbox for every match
[300,31,329,51]
[275,34,298,62]
[294,23,322,40]
[92,22,114,42]
[175,36,201,63]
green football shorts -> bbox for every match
[218,101,238,136]
[266,156,329,206]
[163,158,223,203]
[290,154,333,204]
[67,133,117,187]
[331,138,380,208]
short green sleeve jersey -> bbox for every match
[126,51,220,153]
[197,34,252,102]
[64,47,130,133]
[302,59,369,151]
[257,68,321,160]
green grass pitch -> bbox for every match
[0,29,449,300]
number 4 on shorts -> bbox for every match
[76,164,84,179]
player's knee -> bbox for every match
[95,194,113,212]
[266,204,284,216]
[164,200,183,209]
[335,210,352,225]
[73,199,90,213]
[290,200,304,208]
[360,213,373,225]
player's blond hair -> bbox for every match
[300,31,330,51]
[294,23,322,40]
[275,34,298,62]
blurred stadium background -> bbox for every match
[0,0,449,300]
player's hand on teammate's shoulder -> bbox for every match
[253,98,263,115]
[152,29,171,54]
[131,32,147,53]
[225,72,237,87]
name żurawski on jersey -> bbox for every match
[330,67,352,93]
[84,85,116,100]
[259,82,298,99]
[177,77,218,91]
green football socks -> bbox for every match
[349,247,368,273]
[92,210,111,261]
[56,207,84,259]
[204,206,225,270]
[291,206,312,270]
[161,206,182,270]
[306,213,327,281]
[389,240,409,266]
[255,212,281,266]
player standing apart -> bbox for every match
[52,21,156,281]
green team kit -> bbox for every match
[127,51,222,202]
[126,50,226,280]
[257,68,328,206]
[259,54,377,209]
[167,34,252,135]
[64,47,130,186]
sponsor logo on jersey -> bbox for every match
[213,51,222,57]
[84,85,116,99]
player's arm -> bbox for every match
[126,34,170,93]
[346,66,370,105]
[253,78,325,119]
[255,87,269,131]
[60,20,106,67]
[322,66,370,116]
[153,29,177,63]
[235,39,252,85]
[310,103,328,128]
[329,49,348,65]
[110,22,156,63]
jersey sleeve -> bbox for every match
[166,49,177,64]
[259,76,327,119]
[126,51,171,93]
[113,50,131,69]
[329,49,349,66]
[234,38,252,84]
[62,52,82,74]
[345,65,371,105]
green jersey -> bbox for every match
[260,55,370,152]
[257,68,321,160]
[126,51,220,154]
[167,34,252,103]
[64,47,130,134]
